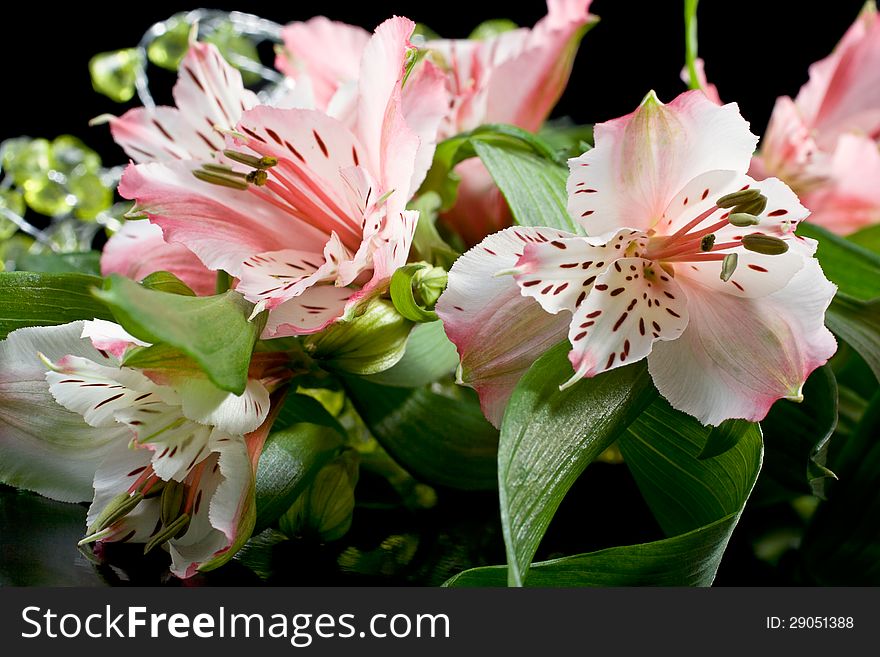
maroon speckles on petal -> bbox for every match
[748,264,768,272]
[701,188,709,200]
[583,276,596,286]
[595,284,608,291]
[574,331,588,341]
[352,145,360,166]
[285,140,305,162]
[553,283,569,295]
[541,285,554,294]
[652,321,661,332]
[664,291,675,299]
[666,308,681,318]
[586,310,602,318]
[550,240,567,249]
[241,126,267,143]
[127,466,147,477]
[732,280,745,292]
[575,188,598,194]
[582,261,594,269]
[265,127,284,145]
[313,130,329,157]
[483,248,497,256]
[639,318,646,335]
[768,209,788,217]
[94,393,124,410]
[581,210,595,217]
[576,291,587,307]
[612,312,628,331]
[606,353,616,369]
[522,280,541,287]
[609,287,625,296]
[614,262,622,273]
[560,262,580,269]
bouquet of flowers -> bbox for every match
[1,0,878,586]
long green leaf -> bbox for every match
[825,295,880,381]
[344,377,499,490]
[499,343,658,586]
[449,398,762,587]
[0,271,113,339]
[94,274,263,394]
[15,251,102,276]
[474,140,577,233]
[799,223,880,301]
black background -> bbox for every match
[0,0,867,164]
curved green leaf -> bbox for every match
[698,419,753,460]
[0,271,113,339]
[499,342,658,586]
[15,251,101,276]
[271,391,346,437]
[449,398,762,587]
[848,224,880,255]
[94,274,263,394]
[140,271,196,296]
[344,377,498,490]
[798,223,880,301]
[825,294,880,381]
[362,320,459,388]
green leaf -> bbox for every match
[449,398,762,587]
[698,419,753,459]
[848,224,880,255]
[15,252,101,276]
[473,140,577,233]
[445,515,741,587]
[801,391,880,584]
[303,299,412,376]
[798,223,880,301]
[94,274,263,394]
[499,342,658,586]
[140,271,196,296]
[825,294,880,381]
[362,320,459,388]
[0,271,113,339]
[619,400,762,537]
[253,423,345,534]
[409,191,460,269]
[271,392,346,437]
[344,377,499,490]
[758,365,839,501]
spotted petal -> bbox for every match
[648,257,837,425]
[514,228,644,314]
[436,226,574,426]
[80,319,150,361]
[263,284,357,337]
[176,377,270,436]
[566,257,689,382]
[0,323,129,502]
[108,41,257,162]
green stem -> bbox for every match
[215,269,232,294]
[684,0,701,90]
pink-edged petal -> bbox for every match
[514,228,645,314]
[231,106,368,249]
[655,169,745,235]
[680,58,723,106]
[80,319,151,360]
[648,257,838,426]
[113,401,213,482]
[236,233,349,312]
[436,226,574,427]
[399,58,450,195]
[439,158,512,247]
[119,160,326,278]
[366,209,419,284]
[0,322,127,502]
[484,0,595,132]
[796,5,880,147]
[276,17,370,110]
[45,355,159,428]
[801,133,880,234]
[262,284,355,338]
[87,442,162,542]
[109,42,257,162]
[566,257,689,382]
[568,91,758,235]
[751,96,826,187]
[100,220,216,296]
[177,377,270,436]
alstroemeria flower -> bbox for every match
[99,40,257,292]
[437,91,838,427]
[273,3,596,247]
[119,17,448,338]
[0,320,276,577]
[751,3,880,233]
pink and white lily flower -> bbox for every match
[99,39,258,292]
[273,3,596,247]
[0,320,277,578]
[119,17,448,337]
[751,2,880,233]
[437,90,838,427]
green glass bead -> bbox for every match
[205,22,261,85]
[0,190,26,239]
[147,17,190,71]
[89,49,140,103]
[68,170,113,220]
[469,19,519,40]
[3,138,51,186]
[50,135,102,175]
[23,175,75,217]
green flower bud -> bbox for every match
[303,298,413,375]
